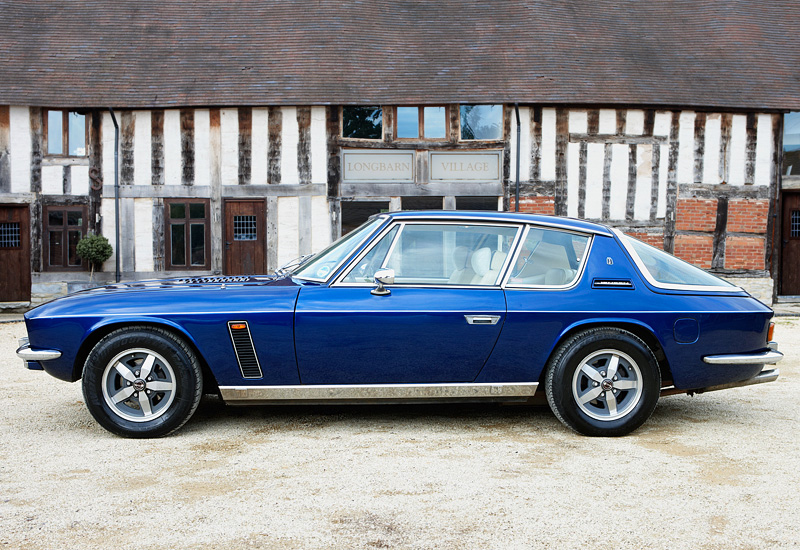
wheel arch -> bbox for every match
[539,319,673,387]
[72,318,219,393]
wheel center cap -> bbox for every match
[133,379,146,391]
[601,379,614,391]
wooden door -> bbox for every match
[0,205,31,302]
[781,193,800,295]
[224,200,266,275]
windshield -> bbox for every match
[620,233,738,290]
[293,216,386,281]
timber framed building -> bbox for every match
[1,0,799,307]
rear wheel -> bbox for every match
[545,328,660,436]
[82,326,202,438]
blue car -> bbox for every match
[17,211,783,437]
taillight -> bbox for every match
[767,322,775,342]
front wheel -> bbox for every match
[82,326,203,438]
[545,328,661,436]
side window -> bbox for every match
[342,106,383,140]
[508,227,590,287]
[342,223,518,286]
[165,199,210,270]
[45,110,87,157]
[43,205,87,271]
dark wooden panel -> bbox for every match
[781,193,800,294]
[180,109,195,186]
[238,107,252,185]
[151,109,165,186]
[296,107,311,185]
[224,199,266,275]
[0,206,30,301]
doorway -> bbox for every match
[781,192,800,295]
[223,199,266,275]
[0,205,30,302]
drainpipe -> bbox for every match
[108,108,120,283]
[514,103,521,212]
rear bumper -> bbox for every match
[703,350,784,365]
[16,337,61,370]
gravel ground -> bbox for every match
[1,319,799,550]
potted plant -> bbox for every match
[75,234,113,282]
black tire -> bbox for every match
[545,327,660,437]
[81,326,203,438]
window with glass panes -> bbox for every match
[45,110,88,157]
[165,199,210,269]
[44,205,87,270]
[395,107,448,140]
[341,106,383,140]
[459,105,503,141]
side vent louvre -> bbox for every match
[227,321,263,379]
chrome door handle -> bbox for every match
[465,315,501,325]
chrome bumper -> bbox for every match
[16,337,61,369]
[703,342,784,365]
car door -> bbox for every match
[294,221,521,384]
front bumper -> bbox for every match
[16,337,61,370]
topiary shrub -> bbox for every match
[76,234,113,281]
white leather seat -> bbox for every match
[471,249,506,285]
[448,246,475,284]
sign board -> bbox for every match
[342,150,415,183]
[429,151,502,183]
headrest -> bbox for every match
[490,251,507,270]
[544,268,568,285]
[452,246,470,270]
[471,247,492,277]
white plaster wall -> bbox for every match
[251,108,269,186]
[609,143,628,220]
[567,111,587,218]
[133,198,154,271]
[9,106,31,193]
[281,107,299,185]
[220,108,239,186]
[311,196,331,252]
[509,106,531,182]
[277,196,299,267]
[626,110,644,135]
[72,165,90,196]
[194,110,210,187]
[133,111,152,186]
[100,197,117,272]
[163,109,181,186]
[703,114,722,184]
[754,114,773,186]
[634,144,652,220]
[677,111,695,184]
[653,111,671,137]
[540,108,556,181]
[41,166,62,195]
[657,142,668,219]
[728,114,747,185]
[598,109,616,134]
[310,106,327,184]
[102,111,116,190]
[584,144,604,219]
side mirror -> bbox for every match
[371,268,395,296]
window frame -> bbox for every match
[43,109,89,158]
[393,106,450,141]
[164,198,211,271]
[340,106,385,141]
[333,220,523,289]
[458,104,505,142]
[502,225,594,290]
[43,204,88,272]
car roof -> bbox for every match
[380,210,614,236]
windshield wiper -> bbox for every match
[275,254,314,277]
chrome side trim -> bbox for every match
[703,350,784,365]
[220,382,538,403]
[465,315,501,325]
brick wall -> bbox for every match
[674,234,714,268]
[626,231,665,249]
[676,198,717,232]
[725,236,765,270]
[727,199,769,233]
[510,196,556,215]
